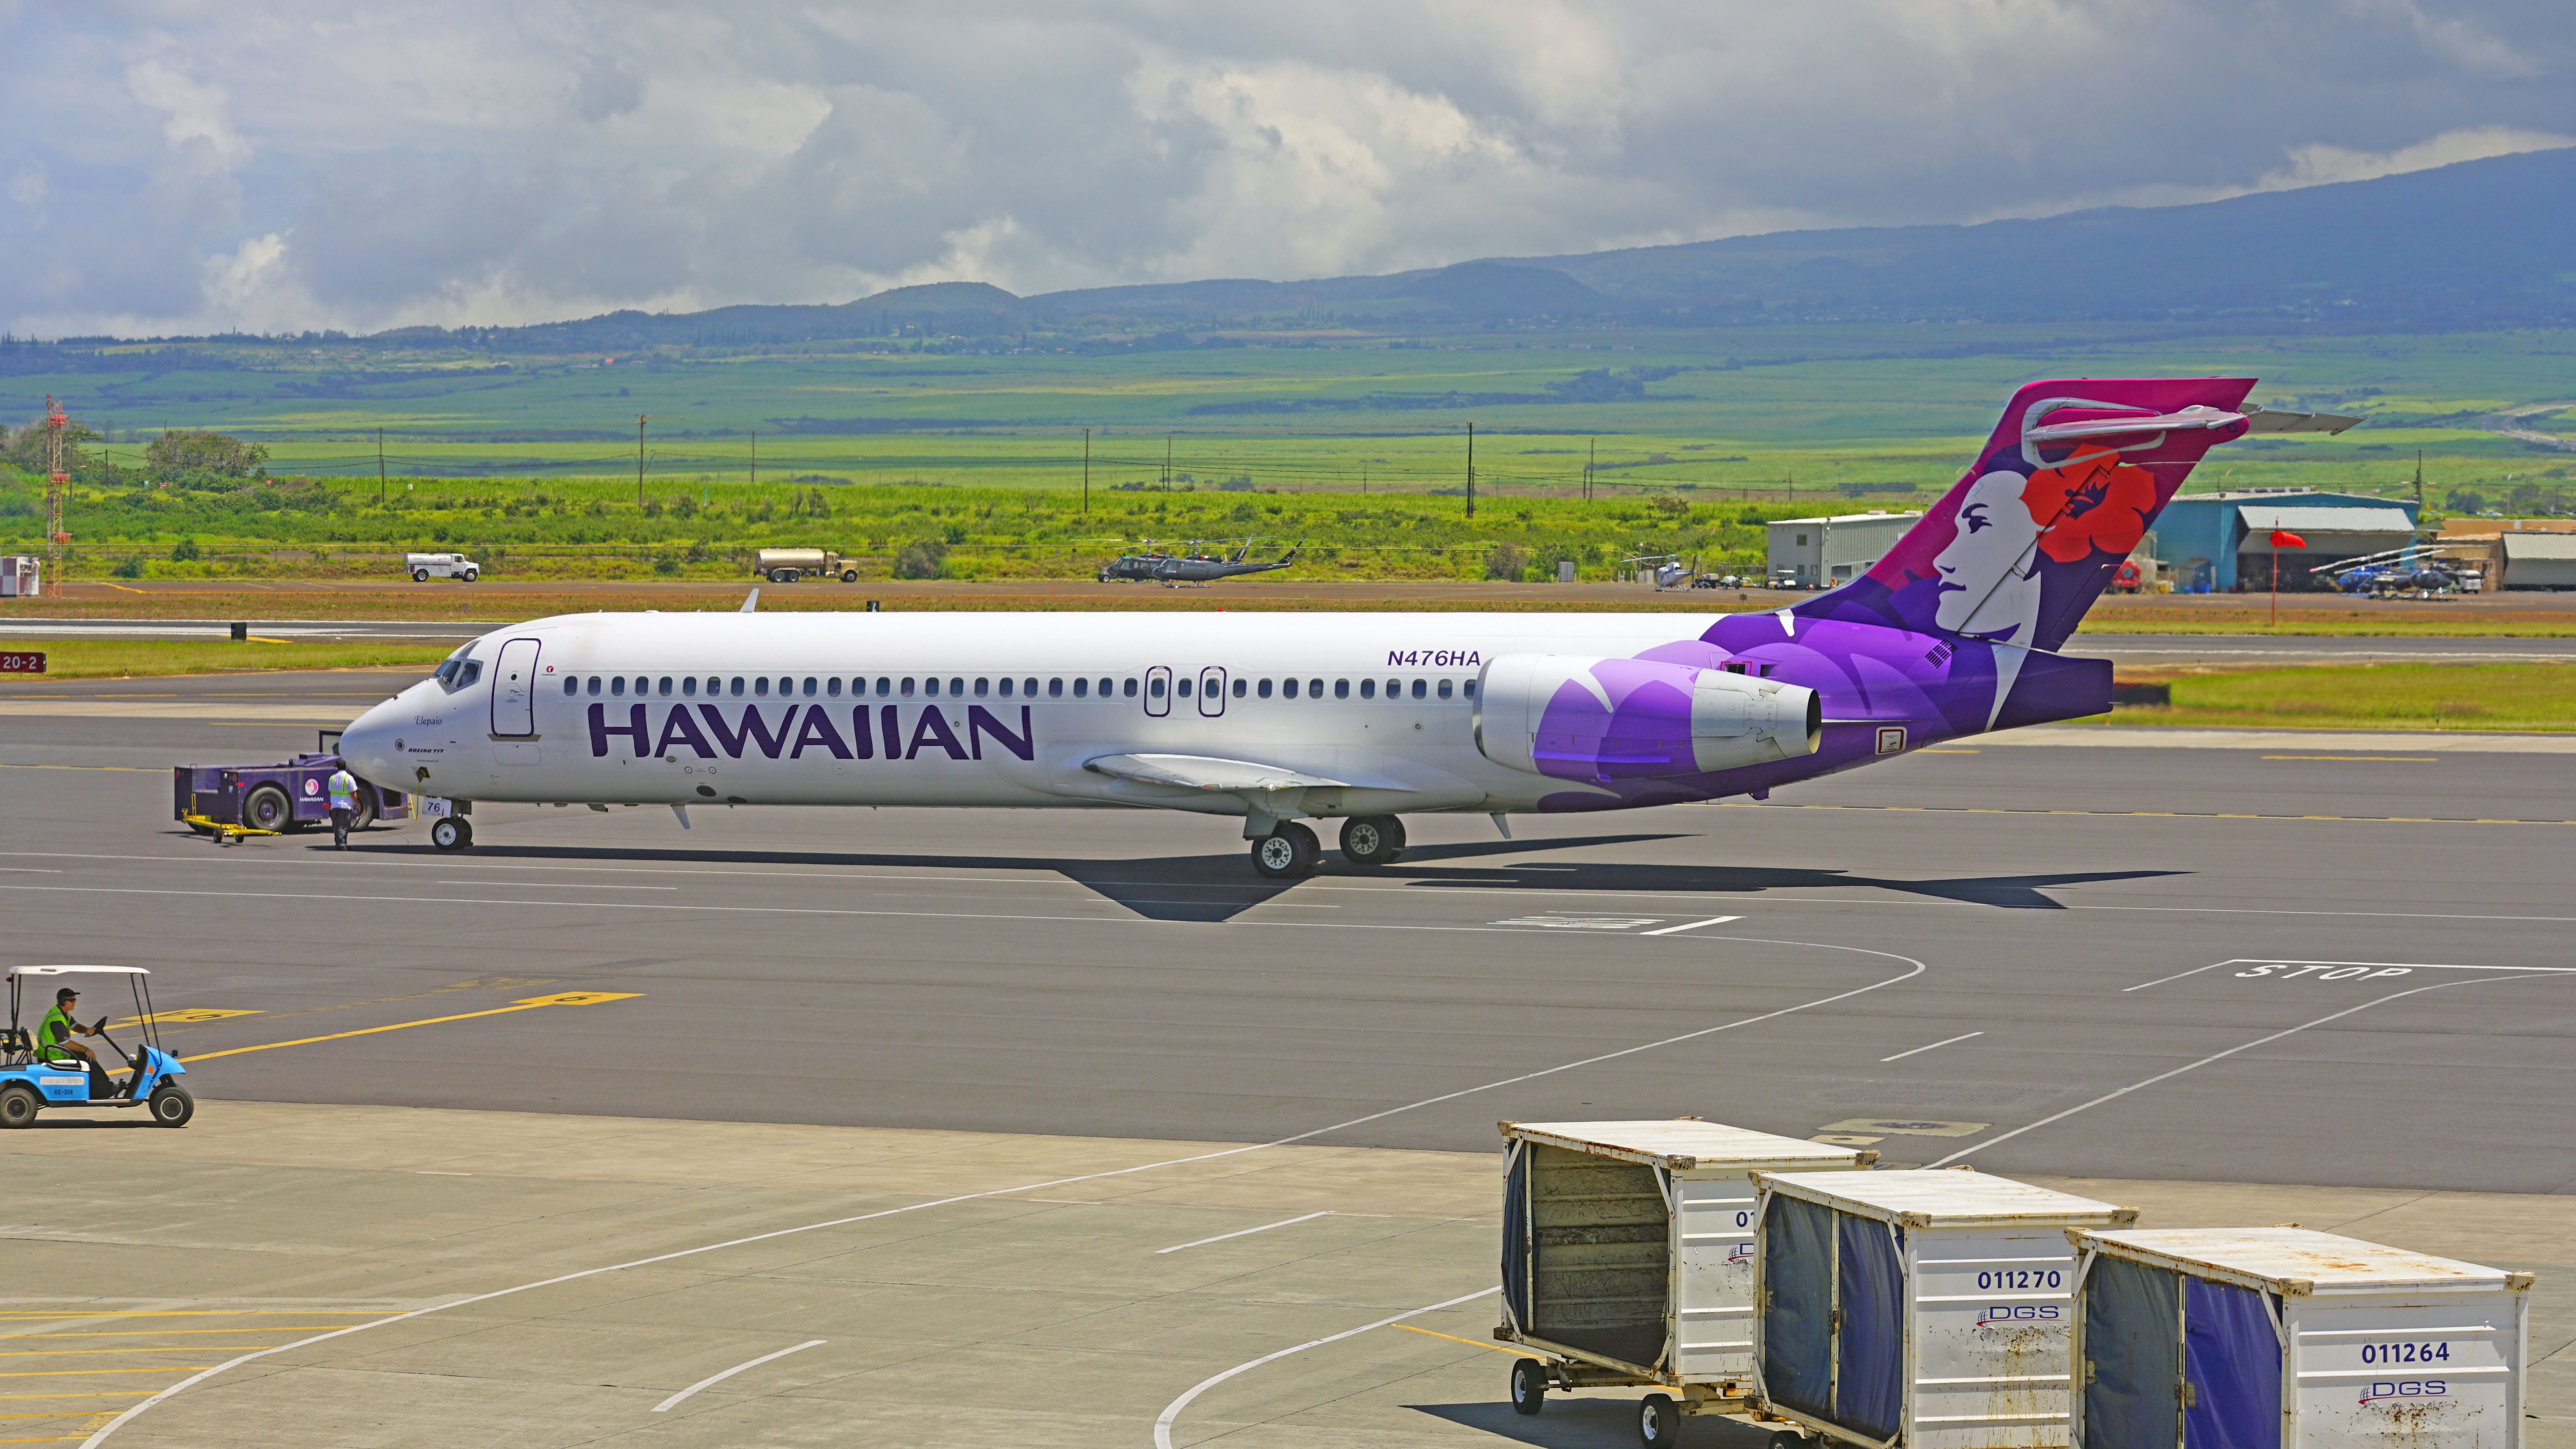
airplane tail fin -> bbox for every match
[1796,378,2256,653]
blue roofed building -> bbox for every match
[2146,489,2421,592]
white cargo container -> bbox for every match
[1496,1120,1875,1440]
[0,556,37,597]
[1752,1169,2138,1449]
[2068,1227,2530,1449]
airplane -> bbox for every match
[1098,539,1300,583]
[340,377,2276,879]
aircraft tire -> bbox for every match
[1339,815,1406,868]
[1250,823,1319,879]
[430,817,473,851]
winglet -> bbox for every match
[739,589,759,614]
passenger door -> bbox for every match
[1198,666,1226,718]
[490,638,541,737]
[1144,665,1171,718]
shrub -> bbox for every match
[169,537,201,562]
[652,555,679,575]
[112,555,144,578]
[1485,542,1524,580]
[893,540,949,579]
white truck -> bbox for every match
[406,552,481,582]
[752,548,858,583]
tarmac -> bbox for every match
[0,668,2569,1447]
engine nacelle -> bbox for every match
[1474,653,1821,780]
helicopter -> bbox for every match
[1098,539,1301,584]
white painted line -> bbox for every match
[80,937,1926,1449]
[2129,957,2576,991]
[436,881,677,890]
[1925,970,2569,1169]
[2124,963,2226,991]
[1880,1031,1983,1062]
[1155,1212,1331,1254]
[1642,914,1743,936]
[650,1340,825,1413]
[1152,1288,1498,1449]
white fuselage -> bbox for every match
[337,610,1731,820]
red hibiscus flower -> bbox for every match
[2021,447,2156,564]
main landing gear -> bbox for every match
[1250,822,1319,879]
[1251,815,1409,879]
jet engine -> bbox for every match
[1474,653,1821,780]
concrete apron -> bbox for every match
[2,1102,2569,1449]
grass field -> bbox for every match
[2105,662,2576,731]
[3,321,2567,583]
[0,638,455,680]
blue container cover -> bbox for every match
[1763,1194,1835,1419]
[1835,1214,1905,1439]
[2183,1278,2280,1449]
[1501,1141,1531,1332]
[2083,1255,2180,1449]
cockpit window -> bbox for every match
[433,659,484,692]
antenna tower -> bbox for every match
[43,395,69,588]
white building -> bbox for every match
[1765,512,1920,588]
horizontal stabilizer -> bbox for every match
[2242,405,2365,435]
[1083,753,1347,792]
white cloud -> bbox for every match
[0,0,2567,335]
[2255,125,2573,189]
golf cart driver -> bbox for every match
[36,986,119,1098]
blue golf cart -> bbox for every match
[0,966,192,1128]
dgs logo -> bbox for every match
[2360,1380,2447,1405]
[1977,1305,2061,1327]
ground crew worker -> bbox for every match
[327,764,360,849]
[37,987,115,1099]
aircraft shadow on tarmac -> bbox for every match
[1410,1398,1774,1448]
[347,833,2181,923]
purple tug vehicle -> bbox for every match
[173,730,411,842]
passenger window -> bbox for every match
[562,678,577,696]
[1024,677,1038,696]
[803,677,818,697]
[1386,678,1399,698]
[827,678,842,697]
[977,678,992,697]
[1311,678,1325,697]
[998,678,1013,697]
[1072,678,1087,697]
[1437,679,1453,699]
[659,677,673,696]
[587,676,602,696]
[1359,679,1375,699]
[730,677,745,697]
[1334,679,1349,699]
[949,677,963,695]
[1257,679,1272,698]
[779,677,793,695]
[1464,679,1478,698]
[1049,678,1064,698]
[876,677,891,696]
[616,677,630,696]
[1102,677,1116,696]
[901,677,916,697]
[1282,678,1297,698]
[683,677,698,697]
[1411,679,1426,699]
[925,677,941,696]
[754,678,770,697]
[1151,677,1168,698]
[1232,678,1247,698]
[1177,678,1191,698]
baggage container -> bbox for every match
[2068,1227,2530,1449]
[1752,1169,2138,1449]
[1496,1119,1875,1436]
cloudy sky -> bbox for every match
[2,0,2568,337]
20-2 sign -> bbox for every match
[0,652,44,674]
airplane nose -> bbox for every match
[338,696,406,782]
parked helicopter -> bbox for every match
[1098,540,1301,584]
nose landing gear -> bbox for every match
[1249,822,1320,879]
[429,817,475,851]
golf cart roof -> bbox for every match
[7,965,149,977]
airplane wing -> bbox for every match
[1083,753,1350,792]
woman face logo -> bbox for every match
[1933,469,2043,641]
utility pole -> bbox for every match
[1082,427,1091,515]
[1164,433,1172,488]
[635,414,648,507]
[376,427,386,507]
[2414,449,2424,512]
[1586,437,1596,501]
[42,395,67,589]
[750,429,757,490]
[1466,421,1475,519]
